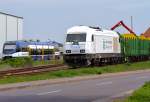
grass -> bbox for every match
[0,63,12,71]
[0,60,12,71]
[0,61,150,84]
[116,81,150,102]
[0,58,64,71]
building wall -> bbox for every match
[18,19,23,40]
[0,12,23,58]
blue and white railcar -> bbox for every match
[63,26,121,66]
[2,41,55,60]
[3,41,29,58]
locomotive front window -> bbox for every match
[66,34,86,42]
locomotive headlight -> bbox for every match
[80,49,85,53]
[66,50,71,53]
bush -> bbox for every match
[4,57,33,68]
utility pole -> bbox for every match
[131,16,133,31]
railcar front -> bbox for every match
[2,41,29,59]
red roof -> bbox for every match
[143,27,150,37]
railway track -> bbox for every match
[0,64,69,77]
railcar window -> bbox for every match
[4,45,16,50]
[66,34,86,42]
[16,47,21,52]
[44,49,54,54]
[36,49,42,55]
[44,49,49,55]
[3,44,17,54]
[30,49,37,55]
[30,49,42,55]
[21,48,28,52]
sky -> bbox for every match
[0,0,150,43]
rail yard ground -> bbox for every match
[0,60,150,84]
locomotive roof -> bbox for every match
[67,26,119,37]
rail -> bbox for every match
[0,64,69,77]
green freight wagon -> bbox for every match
[120,34,150,61]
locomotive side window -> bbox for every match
[66,33,86,42]
[92,35,94,42]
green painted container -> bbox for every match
[120,34,150,57]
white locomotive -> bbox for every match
[63,26,122,66]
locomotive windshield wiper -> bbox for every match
[72,40,79,45]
